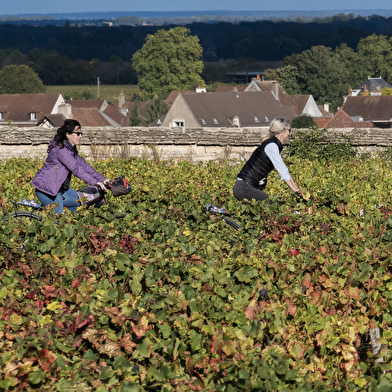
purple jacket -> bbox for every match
[32,138,105,196]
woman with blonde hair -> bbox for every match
[233,117,303,202]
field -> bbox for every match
[1,153,392,391]
[45,85,140,105]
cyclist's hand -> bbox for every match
[96,181,107,191]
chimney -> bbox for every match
[272,80,279,100]
[256,74,260,79]
[348,86,352,96]
[196,85,207,93]
[58,103,72,118]
[118,90,125,108]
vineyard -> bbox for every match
[1,152,392,391]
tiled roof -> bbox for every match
[180,91,297,127]
[37,114,67,128]
[354,77,392,93]
[166,90,193,106]
[290,95,311,114]
[0,93,61,123]
[215,85,247,93]
[343,95,392,122]
[65,99,105,109]
[72,108,112,127]
[313,117,330,128]
[314,109,374,128]
[102,105,129,126]
[317,105,333,117]
[248,79,297,107]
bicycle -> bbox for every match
[6,175,132,222]
[206,203,241,231]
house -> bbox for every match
[342,95,392,128]
[245,76,325,117]
[313,108,373,129]
[0,91,130,128]
[65,98,129,127]
[348,76,392,97]
[0,93,67,127]
[161,91,297,128]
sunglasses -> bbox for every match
[71,132,83,136]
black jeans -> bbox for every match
[233,180,269,202]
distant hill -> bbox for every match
[1,9,392,20]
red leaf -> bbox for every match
[26,289,37,299]
[38,349,56,372]
[131,316,149,338]
[290,249,300,256]
[41,286,58,300]
[286,299,297,316]
[35,300,44,309]
[72,278,81,288]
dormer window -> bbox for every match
[233,116,240,127]
[30,112,37,121]
[172,120,184,127]
[200,118,206,125]
[213,118,219,124]
[254,116,259,123]
[0,112,3,121]
[264,116,269,122]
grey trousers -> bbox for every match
[233,180,269,201]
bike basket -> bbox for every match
[110,175,132,197]
[77,186,101,204]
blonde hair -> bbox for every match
[269,117,290,135]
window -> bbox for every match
[30,112,37,121]
[172,120,184,127]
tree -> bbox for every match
[291,114,316,129]
[265,65,300,95]
[356,33,392,84]
[283,45,349,109]
[0,65,45,94]
[129,101,141,126]
[132,27,204,98]
[147,96,169,124]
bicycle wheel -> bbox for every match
[222,216,241,231]
[6,211,42,252]
[8,211,42,221]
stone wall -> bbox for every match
[0,126,391,162]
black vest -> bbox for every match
[237,136,283,189]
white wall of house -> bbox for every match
[51,94,67,114]
[302,96,323,117]
[161,95,200,128]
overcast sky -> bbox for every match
[2,0,392,15]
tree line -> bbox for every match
[1,15,392,63]
[2,18,392,110]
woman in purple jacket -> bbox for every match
[32,119,109,214]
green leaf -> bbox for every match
[83,349,98,362]
[29,369,45,385]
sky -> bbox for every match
[2,0,392,15]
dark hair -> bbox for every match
[54,119,81,148]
